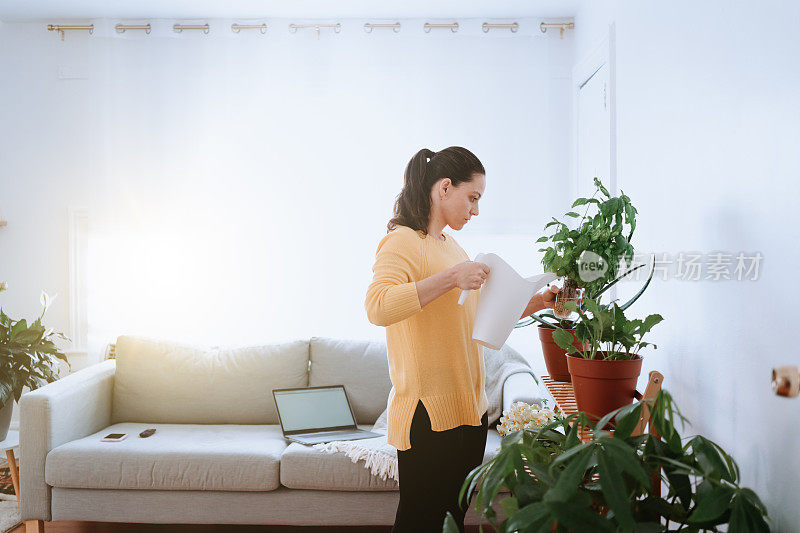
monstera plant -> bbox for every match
[0,283,71,439]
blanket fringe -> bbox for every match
[313,438,399,482]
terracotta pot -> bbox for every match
[538,325,583,382]
[567,352,642,425]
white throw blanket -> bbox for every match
[312,344,536,482]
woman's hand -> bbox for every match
[521,285,561,319]
[540,285,561,309]
[451,261,490,291]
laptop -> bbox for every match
[273,385,383,445]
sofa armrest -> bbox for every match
[501,372,549,414]
[20,359,116,521]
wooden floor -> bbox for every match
[10,523,488,532]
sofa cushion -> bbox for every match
[112,335,309,424]
[308,337,392,424]
[279,426,504,491]
[45,423,288,491]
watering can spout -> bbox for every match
[458,253,557,350]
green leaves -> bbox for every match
[0,381,13,408]
[688,485,735,523]
[552,328,579,354]
[0,299,70,403]
[545,444,593,503]
[690,436,738,483]
[597,446,635,531]
[552,296,662,361]
[572,197,601,208]
[729,491,771,532]
[456,389,770,532]
[593,176,611,197]
[504,501,551,531]
[442,511,460,533]
[536,178,638,295]
[684,486,769,532]
[10,319,27,340]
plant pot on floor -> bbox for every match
[0,400,13,441]
[566,352,642,426]
[538,325,583,382]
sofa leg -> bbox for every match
[24,520,44,533]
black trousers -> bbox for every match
[392,400,489,533]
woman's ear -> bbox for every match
[440,178,451,198]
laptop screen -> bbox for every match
[273,386,356,434]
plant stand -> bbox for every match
[541,370,664,442]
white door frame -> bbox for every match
[571,22,617,200]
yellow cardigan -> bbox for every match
[365,225,488,451]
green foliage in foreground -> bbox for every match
[444,390,769,532]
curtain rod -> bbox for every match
[45,20,574,41]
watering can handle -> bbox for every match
[458,289,469,306]
[458,252,487,306]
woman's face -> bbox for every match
[433,172,486,230]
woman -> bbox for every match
[365,147,560,533]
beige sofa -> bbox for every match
[20,335,545,530]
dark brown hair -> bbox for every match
[387,146,485,235]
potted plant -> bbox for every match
[553,296,662,425]
[0,282,71,440]
[521,177,651,382]
[445,391,770,532]
[537,177,637,313]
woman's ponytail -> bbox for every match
[387,146,485,234]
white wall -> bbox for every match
[0,17,574,421]
[574,1,800,529]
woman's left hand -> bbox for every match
[540,285,561,309]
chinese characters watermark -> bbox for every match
[608,251,763,282]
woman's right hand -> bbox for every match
[452,261,491,290]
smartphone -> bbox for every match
[101,433,128,442]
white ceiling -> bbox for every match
[0,0,581,22]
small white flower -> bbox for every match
[496,401,557,436]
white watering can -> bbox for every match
[458,252,558,350]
